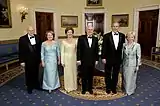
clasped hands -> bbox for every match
[134,66,139,73]
[41,60,60,67]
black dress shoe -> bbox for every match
[27,87,33,94]
[81,91,86,94]
[89,90,93,94]
[112,90,117,94]
[106,90,111,94]
[27,90,32,94]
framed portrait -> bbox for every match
[86,0,102,6]
[61,15,78,28]
[0,0,12,28]
[112,14,129,27]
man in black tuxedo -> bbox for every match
[77,26,99,94]
[102,22,125,95]
[19,26,41,94]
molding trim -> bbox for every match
[82,8,108,34]
[0,39,18,44]
[84,6,105,9]
[133,4,160,46]
[31,7,58,40]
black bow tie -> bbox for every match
[30,36,35,39]
[88,36,92,38]
[114,33,118,35]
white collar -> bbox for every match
[28,34,35,38]
[112,31,119,35]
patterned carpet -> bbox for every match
[141,59,160,69]
[0,66,24,87]
[59,75,124,100]
[0,59,160,106]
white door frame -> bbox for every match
[31,7,58,40]
[133,5,160,46]
[82,8,108,35]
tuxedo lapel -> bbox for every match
[25,34,35,52]
[117,34,122,50]
[34,34,39,44]
[84,35,89,48]
[91,37,95,48]
[24,34,31,45]
[109,33,116,50]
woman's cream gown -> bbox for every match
[61,40,77,92]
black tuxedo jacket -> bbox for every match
[19,34,41,64]
[77,35,99,66]
[101,32,125,64]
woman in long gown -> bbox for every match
[61,27,77,92]
[122,31,141,95]
[41,31,60,93]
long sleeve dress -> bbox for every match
[122,42,141,95]
[61,40,77,92]
[41,41,60,90]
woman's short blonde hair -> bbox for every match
[126,31,136,39]
[45,30,55,40]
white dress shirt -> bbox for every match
[87,37,92,48]
[112,32,119,49]
[28,34,36,45]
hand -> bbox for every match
[102,59,106,64]
[134,66,139,73]
[95,61,98,65]
[77,61,81,65]
[62,63,65,67]
[58,61,60,65]
[41,61,45,67]
[136,66,139,71]
[20,63,25,67]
